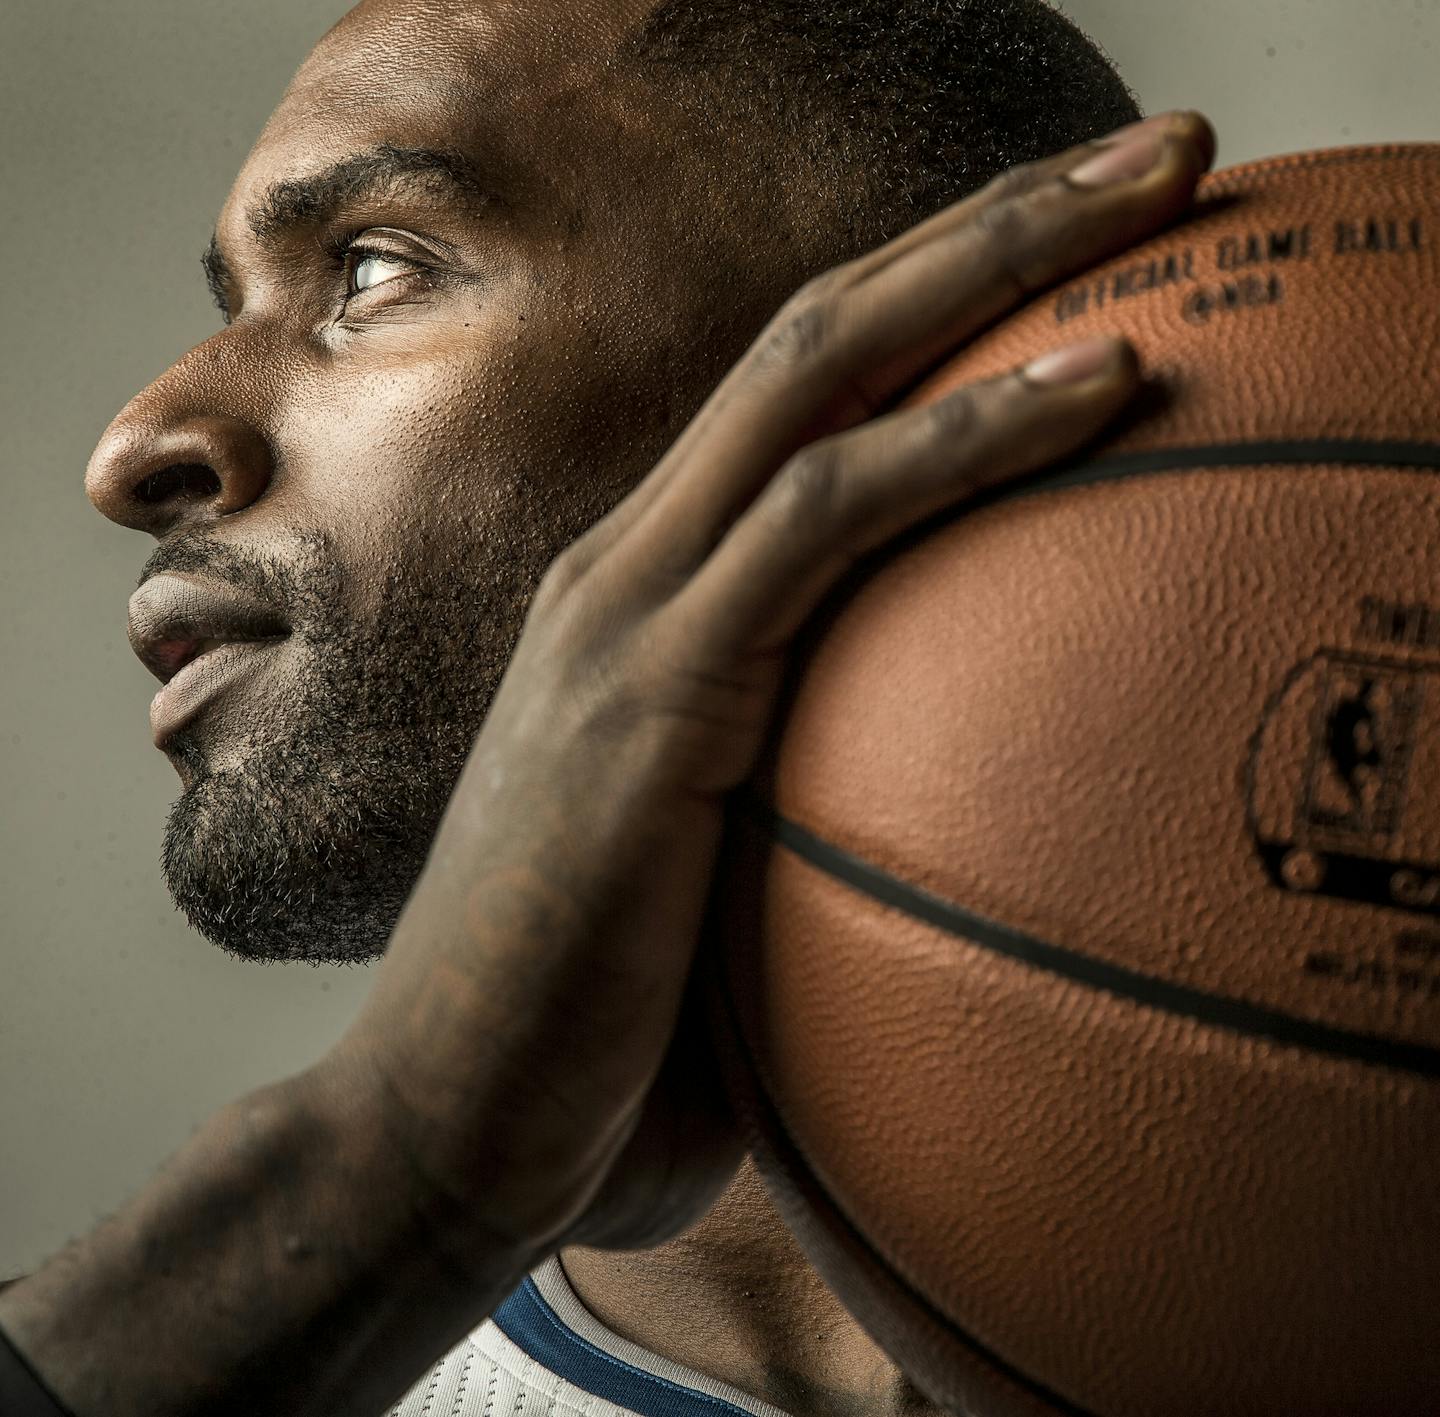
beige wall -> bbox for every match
[1,0,1435,1277]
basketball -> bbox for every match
[704,144,1440,1415]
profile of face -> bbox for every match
[85,0,815,965]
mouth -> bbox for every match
[129,573,291,681]
[147,634,286,683]
[148,636,291,749]
[128,571,294,748]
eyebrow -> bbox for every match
[201,143,504,318]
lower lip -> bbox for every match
[150,639,288,749]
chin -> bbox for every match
[157,737,438,967]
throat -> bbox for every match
[557,1159,944,1417]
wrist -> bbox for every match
[0,1063,539,1417]
[309,1034,551,1288]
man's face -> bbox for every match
[86,0,800,964]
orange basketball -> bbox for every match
[704,145,1440,1415]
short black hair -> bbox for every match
[624,0,1142,259]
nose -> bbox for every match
[86,409,275,536]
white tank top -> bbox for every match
[389,1255,794,1417]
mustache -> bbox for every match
[135,531,324,623]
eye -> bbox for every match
[346,246,420,297]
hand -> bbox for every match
[333,109,1218,1269]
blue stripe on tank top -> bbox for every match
[492,1276,762,1417]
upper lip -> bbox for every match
[128,573,291,685]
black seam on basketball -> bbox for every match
[867,445,1440,560]
[1015,439,1440,502]
[746,798,1440,1079]
[709,934,1103,1417]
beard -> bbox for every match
[154,517,538,967]
[143,359,686,967]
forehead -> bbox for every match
[220,0,658,239]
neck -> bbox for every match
[559,1157,941,1417]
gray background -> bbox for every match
[1,0,1435,1277]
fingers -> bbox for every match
[610,111,1213,582]
[839,110,1214,287]
[667,335,1139,661]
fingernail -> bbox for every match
[1069,129,1169,187]
[1024,336,1121,385]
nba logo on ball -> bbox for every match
[1248,650,1440,914]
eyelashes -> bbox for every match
[211,227,463,326]
[345,244,425,297]
[322,228,438,308]
[334,236,429,302]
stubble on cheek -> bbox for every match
[156,520,511,964]
[153,238,719,964]
[154,443,634,966]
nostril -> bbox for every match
[136,463,222,506]
[87,412,274,532]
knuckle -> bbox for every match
[634,552,697,603]
[970,188,1054,297]
[925,383,981,441]
[756,292,840,375]
[533,544,584,607]
[971,191,1034,258]
[760,259,858,374]
[773,442,848,529]
[792,264,850,305]
[977,158,1053,207]
[584,679,656,747]
[794,264,846,302]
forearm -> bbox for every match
[0,1056,535,1416]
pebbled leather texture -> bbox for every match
[708,145,1440,1416]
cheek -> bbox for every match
[282,341,550,546]
[281,343,502,501]
[259,348,508,624]
[259,291,692,623]
[263,334,615,627]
